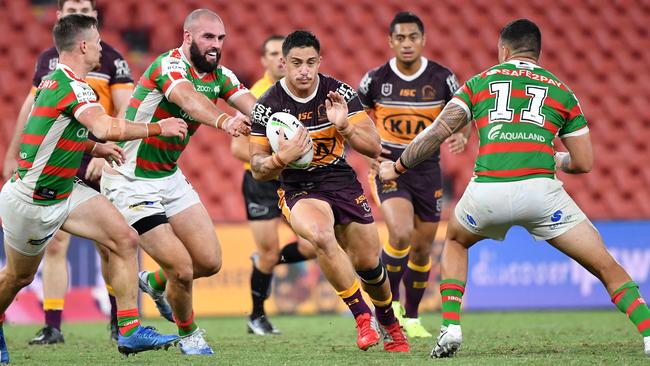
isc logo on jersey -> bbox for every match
[487,123,546,143]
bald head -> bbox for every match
[183,9,222,32]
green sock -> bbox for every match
[147,269,167,292]
[440,279,465,327]
[117,309,141,336]
[611,281,650,336]
[176,311,198,336]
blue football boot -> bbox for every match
[117,326,179,356]
[0,324,9,365]
[178,329,214,355]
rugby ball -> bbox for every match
[266,112,313,169]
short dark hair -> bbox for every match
[282,30,320,57]
[57,0,96,10]
[389,11,424,35]
[53,14,98,52]
[261,35,285,56]
[499,19,542,58]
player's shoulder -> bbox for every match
[36,46,59,64]
[363,61,392,81]
[256,80,283,106]
[320,73,357,102]
[424,58,455,78]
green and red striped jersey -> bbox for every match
[452,60,588,182]
[13,64,100,205]
[117,48,248,179]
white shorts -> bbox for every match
[0,179,98,256]
[100,169,201,228]
[454,178,586,241]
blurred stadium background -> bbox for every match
[0,0,648,325]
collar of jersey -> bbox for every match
[177,47,212,80]
[505,59,538,69]
[280,75,320,103]
[389,56,427,81]
[57,63,84,82]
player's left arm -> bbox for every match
[326,91,380,158]
[231,135,250,163]
[379,101,470,180]
[555,133,592,174]
[110,86,133,119]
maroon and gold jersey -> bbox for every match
[358,57,459,170]
[251,74,369,191]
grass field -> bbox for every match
[3,310,647,365]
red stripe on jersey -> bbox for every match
[543,120,560,135]
[476,167,554,177]
[222,87,239,100]
[42,165,78,178]
[479,141,554,156]
[153,107,173,120]
[471,89,572,120]
[568,103,582,120]
[149,66,162,85]
[169,71,184,81]
[55,138,85,152]
[136,157,176,172]
[22,134,46,145]
[139,75,156,90]
[440,283,465,293]
[62,68,85,83]
[128,97,142,110]
[18,159,33,169]
[442,312,460,321]
[143,136,186,151]
[627,297,645,317]
[188,122,201,134]
[637,319,650,334]
[72,101,91,115]
[31,106,60,118]
[56,91,77,111]
[162,79,172,94]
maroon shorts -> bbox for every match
[370,165,443,222]
[280,179,374,226]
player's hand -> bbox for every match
[92,142,126,167]
[447,133,468,155]
[2,156,17,181]
[325,91,349,130]
[222,112,252,137]
[368,148,391,175]
[379,161,400,182]
[277,127,311,165]
[84,157,105,182]
[158,118,188,140]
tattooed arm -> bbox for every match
[378,101,470,181]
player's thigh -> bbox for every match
[249,218,281,253]
[61,195,136,253]
[3,242,44,283]
[380,197,415,245]
[445,213,486,249]
[168,202,221,273]
[139,222,193,276]
[546,219,618,277]
[288,198,336,248]
[336,221,382,269]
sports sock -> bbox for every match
[147,269,167,292]
[43,298,64,331]
[277,242,308,264]
[106,285,117,330]
[117,309,141,337]
[611,281,650,336]
[371,294,397,326]
[251,265,272,319]
[337,279,372,319]
[381,242,410,301]
[403,258,432,318]
[175,310,198,336]
[440,279,465,327]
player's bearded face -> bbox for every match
[190,40,220,73]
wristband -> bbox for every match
[84,141,97,154]
[270,154,287,169]
[146,123,161,137]
[394,159,407,175]
[337,123,354,137]
[215,113,229,130]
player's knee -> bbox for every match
[305,226,336,248]
[45,234,69,258]
[193,257,221,278]
[169,266,194,288]
[7,271,36,290]
[390,226,414,247]
[410,242,432,261]
[259,247,280,266]
[112,227,139,254]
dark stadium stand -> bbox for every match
[1,0,648,221]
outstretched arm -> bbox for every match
[379,101,470,180]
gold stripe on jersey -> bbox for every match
[374,101,444,146]
[348,110,368,125]
[250,135,270,147]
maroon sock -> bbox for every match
[381,243,410,302]
[403,259,432,318]
[45,310,63,331]
[338,281,372,319]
